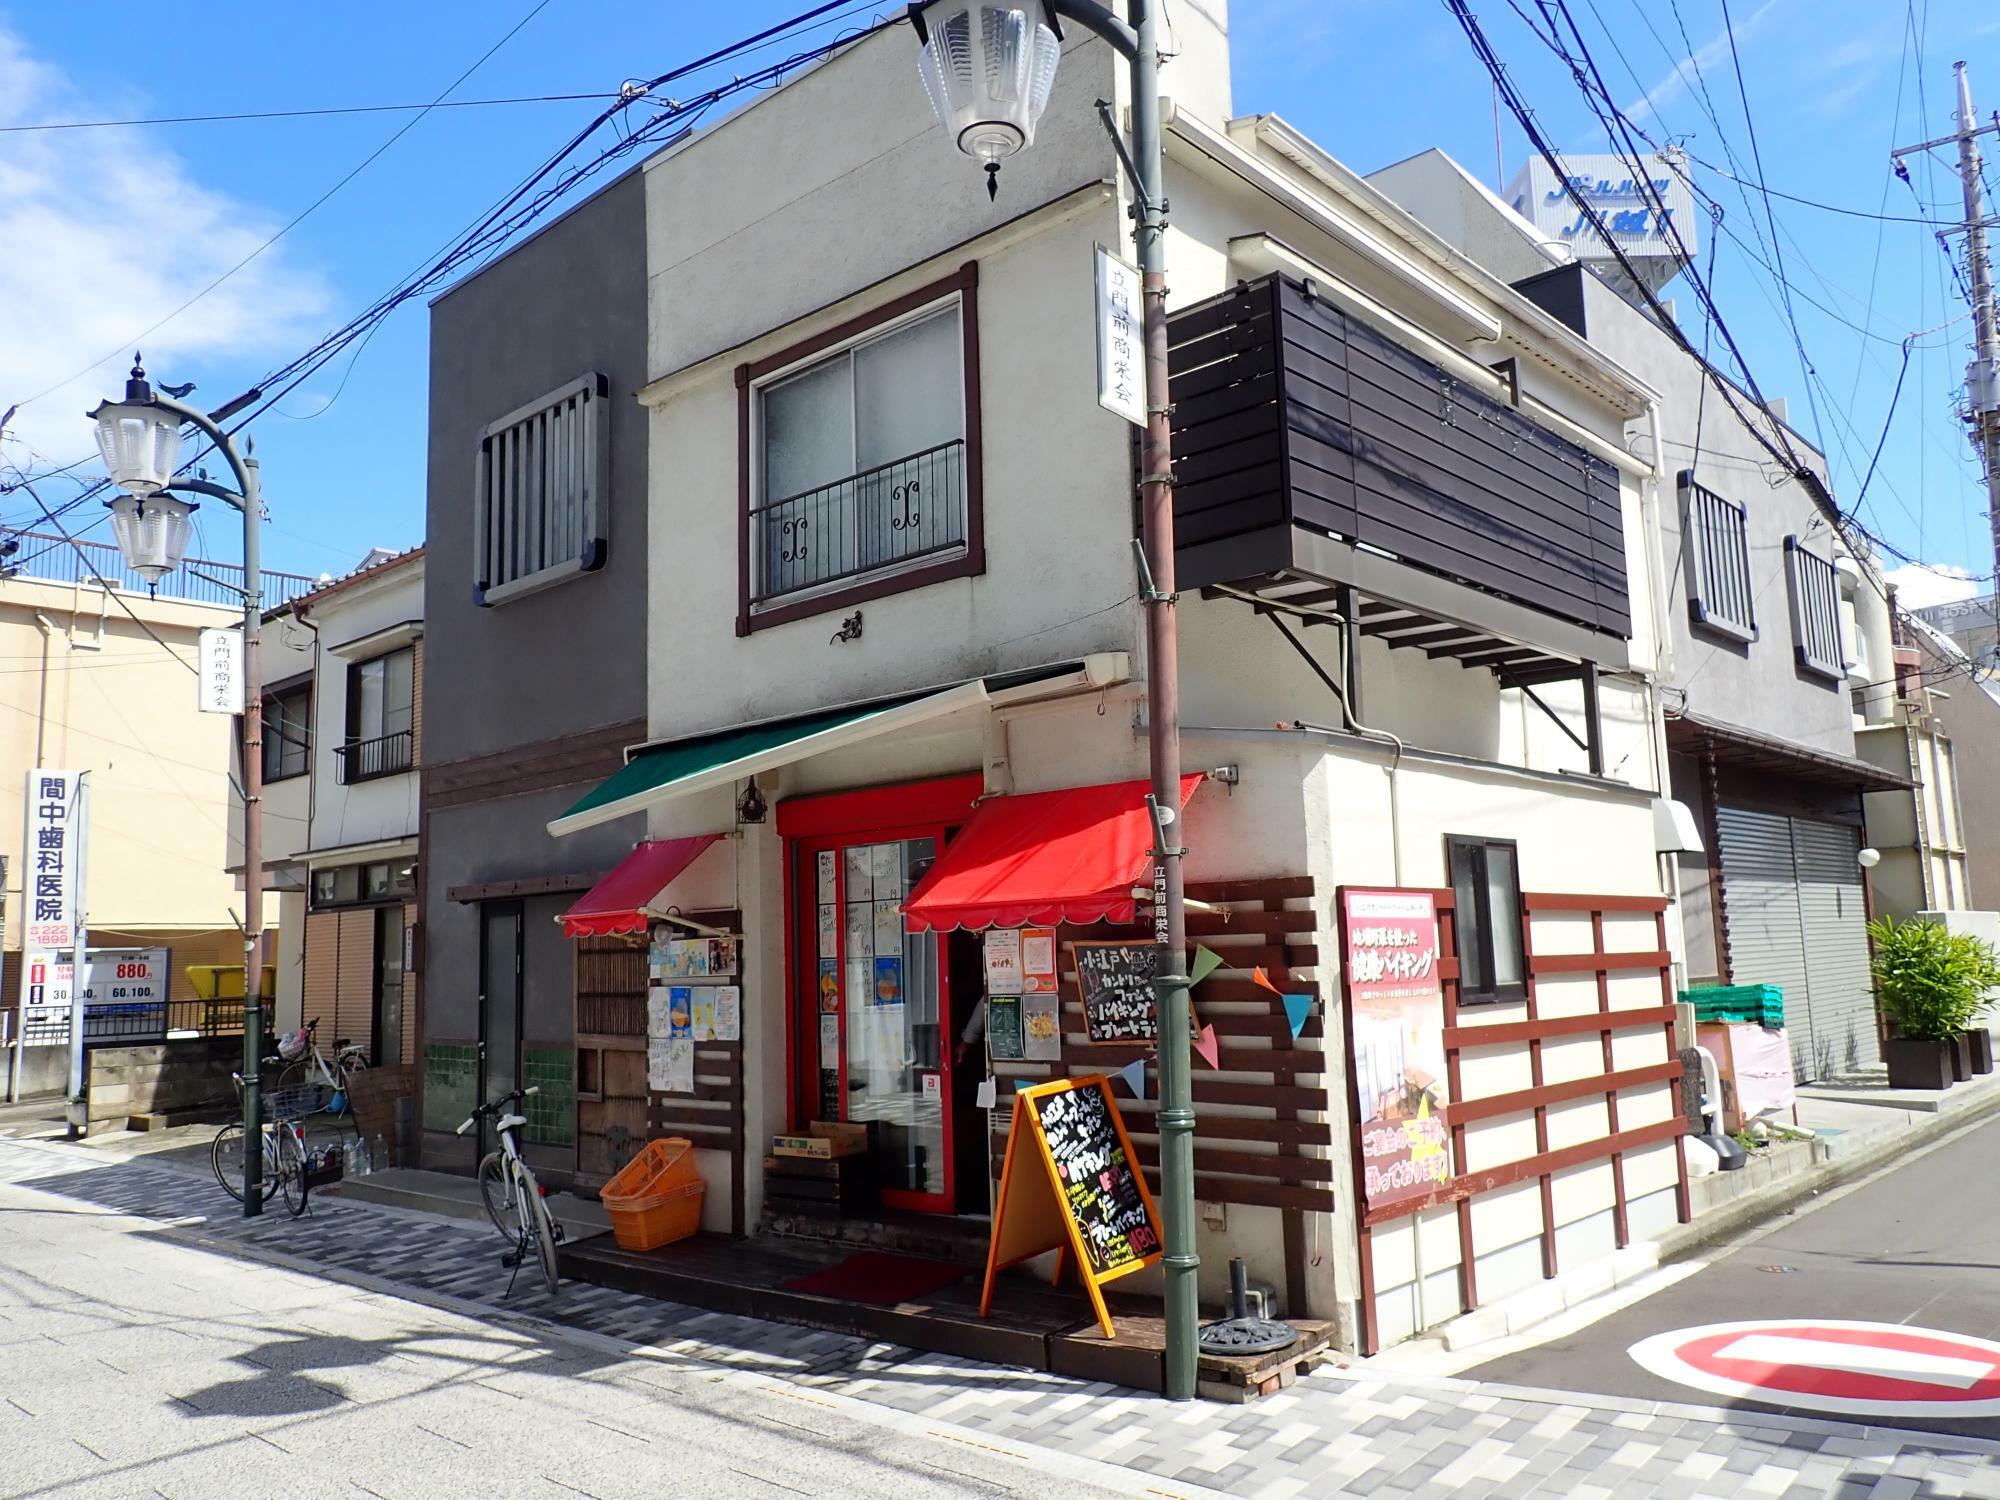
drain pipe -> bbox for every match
[33,612,61,768]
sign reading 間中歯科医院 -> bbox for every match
[1340,888,1453,1212]
[22,770,81,952]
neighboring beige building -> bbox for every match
[0,528,313,1090]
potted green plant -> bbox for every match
[1868,916,2000,1091]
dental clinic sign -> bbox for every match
[1504,152,1697,293]
[19,770,86,1046]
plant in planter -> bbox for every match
[1867,916,2000,1090]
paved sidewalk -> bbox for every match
[7,1136,2000,1498]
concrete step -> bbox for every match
[327,1167,612,1234]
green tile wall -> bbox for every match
[422,1043,478,1133]
[522,1047,575,1147]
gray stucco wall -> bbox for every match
[420,167,651,1172]
[424,167,650,767]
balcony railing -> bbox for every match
[750,439,967,605]
[5,529,318,608]
[336,730,414,784]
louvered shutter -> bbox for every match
[1715,806,1815,1081]
[1792,818,1881,1079]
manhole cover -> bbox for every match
[1198,1317,1298,1356]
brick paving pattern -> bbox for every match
[7,1136,2000,1498]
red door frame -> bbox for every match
[778,775,982,1215]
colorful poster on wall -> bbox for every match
[1021,992,1062,1060]
[710,937,739,976]
[658,939,711,979]
[1020,927,1058,994]
[983,928,1024,996]
[665,986,694,1039]
[818,959,840,1013]
[689,988,718,1042]
[1341,888,1453,1212]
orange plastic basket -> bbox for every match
[601,1138,705,1252]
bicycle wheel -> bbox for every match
[477,1153,514,1241]
[275,1127,310,1218]
[529,1190,560,1296]
[211,1122,246,1203]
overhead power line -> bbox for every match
[0,92,625,134]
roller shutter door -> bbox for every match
[1792,819,1880,1079]
[1716,806,1879,1084]
[1715,807,1814,1078]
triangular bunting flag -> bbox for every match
[1282,993,1313,1039]
[1252,966,1282,997]
[1194,1024,1220,1070]
[1189,946,1225,986]
[1117,1057,1148,1099]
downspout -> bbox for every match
[33,613,61,768]
[1638,402,1689,985]
[1910,720,1935,912]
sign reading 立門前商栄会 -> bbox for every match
[1094,244,1145,428]
[1341,888,1453,1212]
[197,628,243,715]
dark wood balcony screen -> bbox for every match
[1167,275,1631,641]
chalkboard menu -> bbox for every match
[1072,940,1161,1043]
[981,1074,1164,1338]
[1029,1078,1161,1276]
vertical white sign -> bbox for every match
[197,628,243,715]
[1094,244,1146,428]
[23,770,80,950]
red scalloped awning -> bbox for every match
[560,836,718,938]
[901,775,1203,934]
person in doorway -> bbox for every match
[953,996,987,1068]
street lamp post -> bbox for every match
[907,0,1200,1398]
[90,358,269,1217]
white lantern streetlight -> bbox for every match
[912,1,1063,198]
[86,356,272,1219]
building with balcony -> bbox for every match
[419,10,1714,1364]
[0,529,314,1094]
[243,548,422,1114]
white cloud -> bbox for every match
[0,24,330,468]
[1884,561,1983,610]
[1629,0,1785,122]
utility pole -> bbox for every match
[1898,62,2000,604]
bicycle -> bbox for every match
[211,1075,324,1217]
[459,1086,564,1296]
[276,1016,369,1105]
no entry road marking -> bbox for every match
[1629,1320,2000,1418]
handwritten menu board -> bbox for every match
[1072,940,1161,1044]
[1030,1079,1160,1277]
[980,1075,1163,1338]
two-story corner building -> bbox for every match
[241,549,424,1120]
[1371,149,1909,1089]
[515,10,1701,1359]
[417,164,650,1181]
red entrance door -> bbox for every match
[792,824,958,1213]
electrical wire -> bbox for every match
[0,92,625,134]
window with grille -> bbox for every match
[751,301,969,610]
[474,373,610,606]
[1679,472,1756,643]
[1786,535,1846,681]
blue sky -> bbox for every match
[0,1,1994,601]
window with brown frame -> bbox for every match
[735,263,983,634]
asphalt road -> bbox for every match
[1472,1109,2000,1439]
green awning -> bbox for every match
[547,661,1122,839]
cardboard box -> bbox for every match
[771,1121,868,1160]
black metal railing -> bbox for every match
[335,729,414,784]
[749,439,966,605]
[5,530,317,607]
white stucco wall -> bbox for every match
[304,560,423,859]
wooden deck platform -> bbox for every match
[558,1230,1336,1396]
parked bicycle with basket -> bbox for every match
[210,1072,341,1216]
[460,1086,564,1295]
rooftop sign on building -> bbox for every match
[1504,151,1698,298]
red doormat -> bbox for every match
[785,1251,969,1306]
